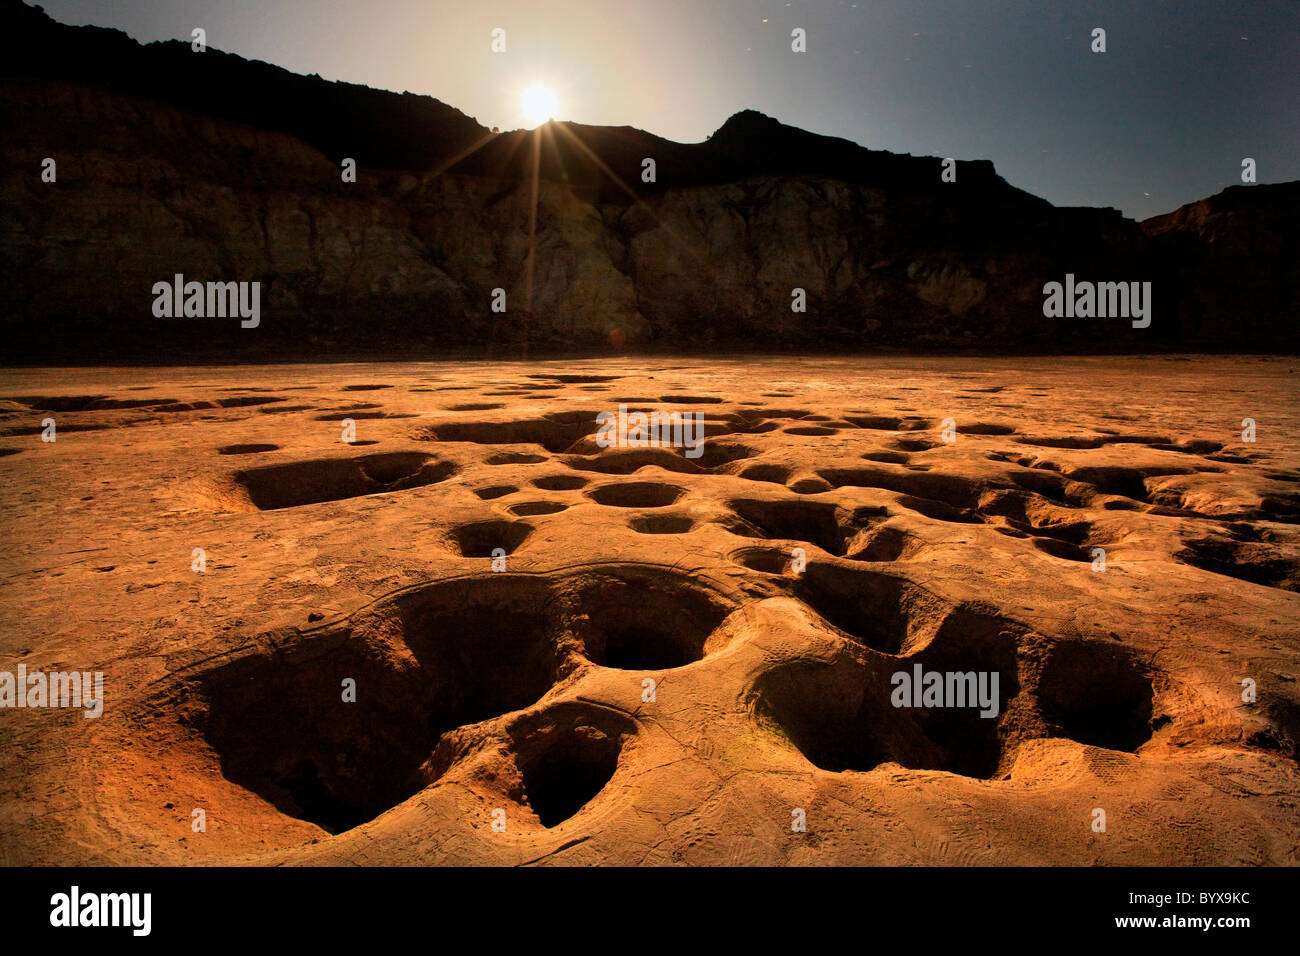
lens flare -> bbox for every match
[519,83,558,127]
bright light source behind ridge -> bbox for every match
[519,83,559,127]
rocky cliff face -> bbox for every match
[0,0,1294,360]
[1141,185,1300,347]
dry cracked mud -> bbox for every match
[0,355,1297,865]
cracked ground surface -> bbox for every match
[0,354,1297,865]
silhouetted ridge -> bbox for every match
[0,0,1295,360]
[0,0,487,172]
[1139,183,1300,344]
[0,1,1032,202]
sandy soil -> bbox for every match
[0,355,1297,866]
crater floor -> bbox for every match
[0,354,1297,865]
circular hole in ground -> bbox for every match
[233,453,456,510]
[587,482,685,508]
[733,546,797,574]
[509,501,568,516]
[862,451,909,464]
[561,565,735,670]
[1037,640,1154,751]
[506,703,635,828]
[752,609,1019,780]
[1031,538,1090,562]
[751,660,926,773]
[725,497,851,555]
[487,452,548,465]
[794,563,951,654]
[218,443,280,455]
[628,514,695,534]
[532,474,589,491]
[844,526,916,562]
[451,520,532,557]
[736,463,792,484]
[194,575,563,833]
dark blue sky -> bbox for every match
[35,0,1299,220]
